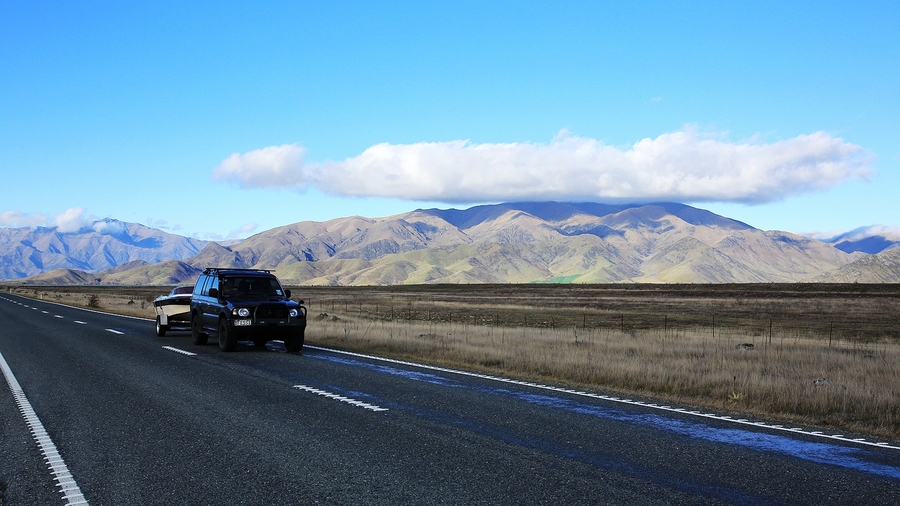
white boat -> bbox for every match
[153,285,193,336]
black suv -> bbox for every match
[190,268,307,352]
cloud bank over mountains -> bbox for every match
[830,225,900,242]
[213,129,873,204]
[0,207,95,233]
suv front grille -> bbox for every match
[254,304,289,320]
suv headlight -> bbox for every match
[234,308,251,317]
[289,309,299,317]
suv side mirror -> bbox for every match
[209,287,218,298]
[285,289,292,298]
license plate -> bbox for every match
[235,319,251,326]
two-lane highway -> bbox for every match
[2,293,899,504]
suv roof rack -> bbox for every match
[202,267,272,274]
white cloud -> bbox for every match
[213,144,307,188]
[824,225,900,242]
[862,225,900,240]
[1,208,96,232]
[92,219,126,236]
[54,207,92,233]
[212,129,874,205]
[0,210,50,228]
[227,222,259,240]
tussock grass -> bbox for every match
[311,316,900,438]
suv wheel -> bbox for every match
[285,327,305,353]
[191,315,208,345]
[219,318,237,352]
[156,316,168,337]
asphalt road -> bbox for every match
[1,292,899,505]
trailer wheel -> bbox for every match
[155,316,168,337]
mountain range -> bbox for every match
[0,219,207,280]
[4,202,900,285]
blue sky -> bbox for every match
[1,1,898,241]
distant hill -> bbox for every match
[13,261,203,286]
[825,226,900,254]
[17,268,99,285]
[0,219,208,279]
[9,202,896,285]
[99,260,203,285]
[815,249,900,283]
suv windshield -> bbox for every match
[219,276,284,299]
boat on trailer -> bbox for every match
[153,285,194,336]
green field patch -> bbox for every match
[534,274,582,284]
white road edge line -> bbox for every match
[0,350,89,505]
[305,345,900,451]
[293,384,388,412]
[162,346,197,356]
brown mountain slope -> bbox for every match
[15,268,97,285]
[100,261,202,285]
[814,249,900,282]
[261,202,852,284]
[635,237,767,283]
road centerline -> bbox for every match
[293,384,388,412]
[162,346,197,356]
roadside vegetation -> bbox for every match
[6,283,899,439]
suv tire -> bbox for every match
[191,315,208,345]
[219,318,237,352]
[285,327,305,353]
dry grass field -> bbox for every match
[6,283,900,439]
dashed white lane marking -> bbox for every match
[74,321,86,325]
[54,315,64,319]
[0,350,89,505]
[293,384,388,412]
[162,346,196,356]
[105,329,124,335]
[305,345,900,451]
